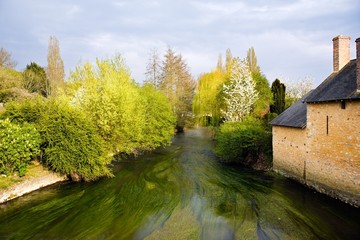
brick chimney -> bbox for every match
[332,35,350,72]
[356,38,360,92]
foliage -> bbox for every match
[1,98,113,181]
[270,79,286,114]
[221,57,258,122]
[38,99,112,181]
[192,69,226,126]
[0,67,23,90]
[23,62,49,97]
[252,71,272,117]
[0,47,17,69]
[139,84,176,150]
[158,48,195,131]
[214,117,272,163]
[0,68,36,103]
[68,54,175,155]
[0,118,41,176]
[47,36,65,96]
[68,55,145,154]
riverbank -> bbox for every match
[0,161,67,204]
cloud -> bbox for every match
[0,0,359,85]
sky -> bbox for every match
[0,0,359,86]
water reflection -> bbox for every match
[0,128,359,239]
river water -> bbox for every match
[0,128,359,240]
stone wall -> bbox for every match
[272,126,307,183]
[273,101,360,206]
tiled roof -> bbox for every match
[271,59,359,128]
[306,60,360,102]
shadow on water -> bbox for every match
[0,128,359,239]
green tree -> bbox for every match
[252,71,272,117]
[270,79,286,114]
[47,36,65,96]
[23,62,49,97]
[68,55,144,154]
[192,69,226,126]
[139,84,175,150]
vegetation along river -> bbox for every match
[0,128,359,240]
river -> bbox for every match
[0,128,359,240]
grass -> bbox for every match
[0,161,52,190]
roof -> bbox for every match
[270,91,313,128]
[271,59,360,128]
[306,60,360,102]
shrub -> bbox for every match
[2,98,113,181]
[214,117,272,164]
[0,118,41,176]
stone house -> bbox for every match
[270,36,360,206]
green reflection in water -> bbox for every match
[0,128,359,240]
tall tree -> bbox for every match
[145,48,161,89]
[192,69,226,126]
[222,57,258,122]
[23,62,49,97]
[159,48,195,131]
[270,79,286,114]
[0,47,17,69]
[246,47,260,74]
[225,48,233,76]
[216,54,224,72]
[47,36,65,95]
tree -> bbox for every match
[0,48,17,69]
[270,79,286,114]
[284,77,313,108]
[23,62,49,97]
[222,57,258,122]
[158,48,195,131]
[145,48,161,89]
[246,47,260,74]
[192,69,226,126]
[216,54,224,72]
[225,48,233,76]
[47,36,65,95]
[252,71,272,117]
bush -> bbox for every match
[1,98,113,181]
[0,118,41,176]
[39,100,113,181]
[214,117,272,164]
[139,84,175,151]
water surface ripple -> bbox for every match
[0,128,359,239]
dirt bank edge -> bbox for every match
[0,172,68,204]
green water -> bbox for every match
[0,128,359,240]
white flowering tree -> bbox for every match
[222,57,258,122]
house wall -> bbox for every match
[306,101,360,205]
[273,101,360,206]
[272,126,307,183]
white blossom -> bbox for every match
[221,57,258,122]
